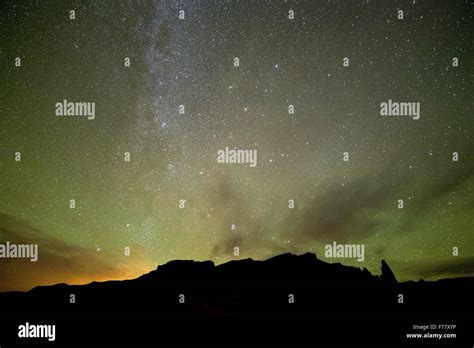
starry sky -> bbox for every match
[0,0,473,291]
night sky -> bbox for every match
[1,0,473,291]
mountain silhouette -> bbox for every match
[0,252,473,345]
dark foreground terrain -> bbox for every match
[0,252,473,346]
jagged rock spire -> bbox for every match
[380,259,397,283]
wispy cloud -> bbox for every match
[0,213,151,292]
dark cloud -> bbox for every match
[209,156,474,265]
[209,178,254,258]
[0,213,148,292]
[211,233,243,258]
[291,153,474,245]
[289,176,390,244]
[401,257,474,280]
[209,174,391,258]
